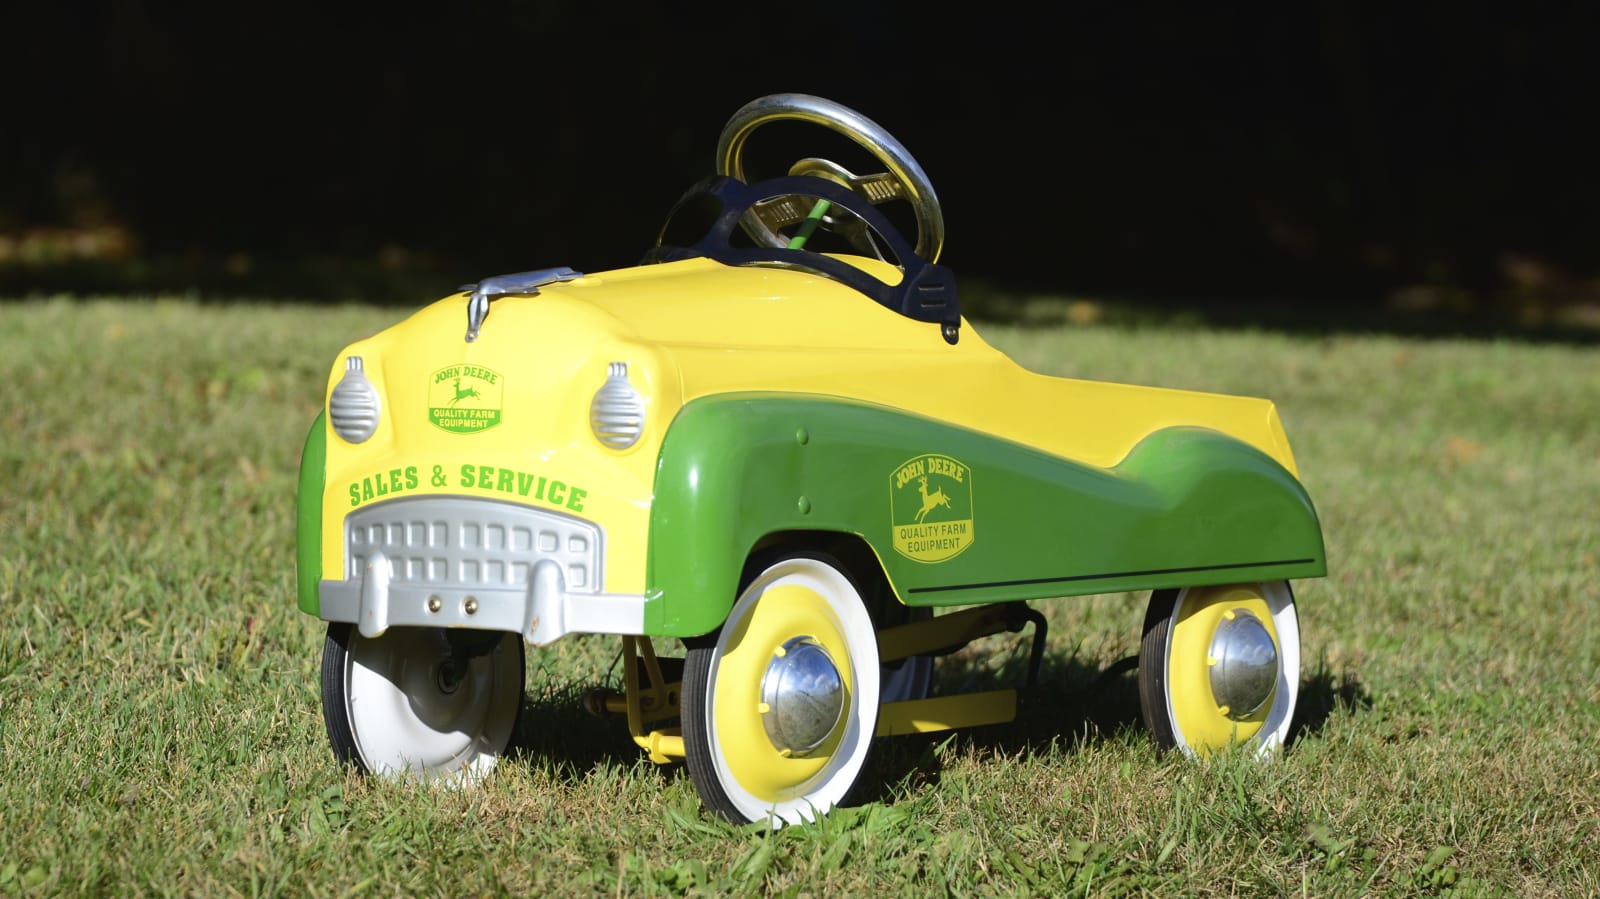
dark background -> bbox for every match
[5,3,1599,334]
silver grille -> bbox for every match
[345,496,601,593]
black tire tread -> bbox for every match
[1137,588,1181,751]
[320,622,367,772]
[681,643,749,824]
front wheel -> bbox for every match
[1138,581,1300,758]
[682,551,881,827]
[320,623,525,783]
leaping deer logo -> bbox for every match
[448,378,481,406]
[915,476,951,524]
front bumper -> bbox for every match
[318,495,646,645]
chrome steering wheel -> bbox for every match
[715,93,946,263]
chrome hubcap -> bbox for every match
[1208,610,1279,720]
[760,637,845,756]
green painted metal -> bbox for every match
[296,413,326,616]
[643,393,1324,638]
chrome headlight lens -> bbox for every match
[329,356,380,443]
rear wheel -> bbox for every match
[1138,581,1300,757]
[682,551,880,826]
[321,623,525,783]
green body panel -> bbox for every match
[643,393,1325,638]
[296,413,326,616]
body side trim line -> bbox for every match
[908,557,1318,594]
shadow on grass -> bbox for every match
[498,644,1146,794]
[496,638,1376,811]
[1287,654,1375,746]
[853,646,1376,809]
[853,650,1147,807]
[505,676,656,777]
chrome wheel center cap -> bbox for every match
[1209,610,1279,720]
[760,637,845,756]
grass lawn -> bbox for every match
[2,295,1596,897]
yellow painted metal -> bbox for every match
[876,690,1018,737]
[621,636,680,727]
[877,604,1017,663]
[634,731,686,764]
[319,254,1302,591]
[618,635,686,764]
[1165,584,1279,753]
[317,292,679,593]
[566,258,1301,476]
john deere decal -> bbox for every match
[428,364,504,433]
[890,453,974,562]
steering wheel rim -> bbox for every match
[715,93,945,263]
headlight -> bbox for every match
[329,356,380,443]
[590,361,644,450]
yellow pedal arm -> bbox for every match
[632,730,685,763]
[621,636,681,730]
[878,605,1017,663]
[876,690,1018,737]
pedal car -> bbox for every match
[294,93,1326,827]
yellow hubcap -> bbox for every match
[713,584,855,801]
[1167,585,1281,753]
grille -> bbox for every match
[345,496,601,593]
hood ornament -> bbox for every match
[462,266,584,341]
